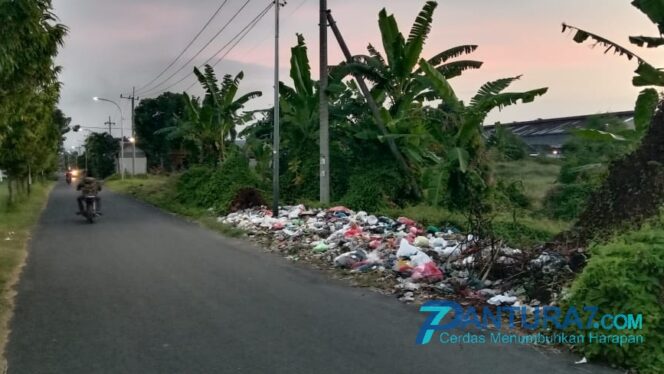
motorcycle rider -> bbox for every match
[76,176,102,215]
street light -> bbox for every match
[70,146,78,169]
[93,96,125,179]
[78,130,92,174]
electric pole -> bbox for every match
[121,87,139,176]
[319,0,330,204]
[272,0,283,217]
[104,116,115,135]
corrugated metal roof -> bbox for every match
[484,110,634,137]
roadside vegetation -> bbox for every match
[0,1,68,203]
[558,1,664,371]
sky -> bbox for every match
[54,0,664,148]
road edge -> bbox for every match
[0,183,54,373]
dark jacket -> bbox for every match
[77,177,101,195]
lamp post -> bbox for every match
[71,146,78,169]
[79,130,91,174]
[129,136,136,175]
[93,96,125,179]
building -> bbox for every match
[116,142,147,175]
[483,110,634,156]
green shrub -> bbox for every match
[491,221,554,247]
[209,153,265,213]
[486,124,529,161]
[543,183,594,221]
[340,164,406,212]
[176,154,265,213]
[543,117,633,220]
[341,174,386,212]
[562,223,664,373]
[176,166,215,207]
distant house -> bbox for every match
[0,170,5,182]
[116,142,147,175]
[483,110,634,156]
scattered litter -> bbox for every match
[575,357,588,365]
[487,294,518,305]
[218,204,579,308]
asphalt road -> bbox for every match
[6,181,620,373]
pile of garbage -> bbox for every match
[219,205,574,306]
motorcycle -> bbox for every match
[82,196,99,223]
[65,173,72,185]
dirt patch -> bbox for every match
[229,187,267,212]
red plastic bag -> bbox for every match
[397,216,416,227]
[411,262,443,282]
[344,223,363,238]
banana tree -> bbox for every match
[417,59,547,208]
[561,0,664,238]
[280,34,320,151]
[334,1,483,195]
[562,0,664,140]
[194,65,262,163]
[159,65,261,165]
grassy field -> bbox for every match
[494,158,561,209]
[0,182,53,357]
[105,176,245,237]
[380,158,568,247]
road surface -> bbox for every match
[6,182,619,373]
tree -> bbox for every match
[562,0,664,239]
[416,60,546,232]
[159,65,261,165]
[486,124,529,161]
[134,92,187,170]
[338,0,483,190]
[84,133,119,179]
[0,0,67,203]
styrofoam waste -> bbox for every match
[487,294,518,305]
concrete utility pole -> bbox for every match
[93,96,124,179]
[121,87,139,176]
[319,0,330,204]
[272,0,283,217]
[104,116,115,135]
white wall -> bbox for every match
[117,157,147,175]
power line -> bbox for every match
[287,0,306,17]
[145,3,274,97]
[240,0,305,69]
[136,0,252,95]
[185,4,273,92]
[135,0,230,92]
[185,3,273,92]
